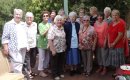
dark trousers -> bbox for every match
[51,52,65,77]
[25,47,37,71]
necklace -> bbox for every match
[82,26,88,33]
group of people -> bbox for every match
[1,6,129,80]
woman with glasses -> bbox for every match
[37,11,51,77]
[79,15,97,76]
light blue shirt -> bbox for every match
[70,23,78,48]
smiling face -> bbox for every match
[50,11,56,19]
[70,16,76,23]
[56,18,63,27]
[112,10,120,22]
[26,17,33,25]
[13,9,23,23]
[97,15,103,22]
[82,16,90,27]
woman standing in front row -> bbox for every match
[48,15,66,80]
[37,11,51,77]
[107,9,125,75]
[79,15,97,76]
[64,12,80,76]
[94,13,108,75]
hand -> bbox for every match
[52,50,56,56]
[110,42,115,48]
[2,48,9,56]
[92,46,95,51]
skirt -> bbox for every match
[66,48,80,65]
[106,48,125,67]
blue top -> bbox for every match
[64,22,80,49]
[70,23,78,48]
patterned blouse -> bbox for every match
[2,19,28,52]
[79,25,97,50]
[48,25,66,53]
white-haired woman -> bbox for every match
[24,12,37,78]
[2,9,28,73]
[64,11,80,76]
[104,7,112,25]
[48,15,66,80]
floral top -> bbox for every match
[2,19,28,52]
[48,25,66,53]
[79,25,97,50]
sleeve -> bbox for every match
[38,23,48,36]
[1,23,10,44]
[48,26,55,40]
[118,21,125,33]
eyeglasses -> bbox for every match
[43,15,49,17]
[83,20,90,22]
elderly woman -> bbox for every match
[37,11,51,77]
[24,12,37,78]
[104,7,112,25]
[94,13,108,75]
[48,15,66,80]
[107,10,125,75]
[2,9,28,73]
[64,11,80,76]
[79,15,97,76]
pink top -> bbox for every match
[94,21,108,47]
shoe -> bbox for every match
[96,68,102,73]
[85,73,90,77]
[54,76,60,80]
[39,72,48,77]
[70,71,74,76]
[101,69,106,75]
[60,74,64,78]
[28,74,34,79]
[31,72,37,76]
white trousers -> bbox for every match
[38,48,50,71]
[9,48,26,73]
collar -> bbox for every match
[55,25,64,30]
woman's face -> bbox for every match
[82,18,90,26]
[112,12,119,21]
[56,18,63,27]
[104,11,110,18]
[97,15,103,22]
[42,13,49,22]
[50,12,56,19]
[26,17,33,25]
[70,16,76,23]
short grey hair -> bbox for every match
[54,15,63,23]
[25,12,34,20]
[14,9,23,17]
[69,11,77,18]
[25,12,34,18]
[104,7,111,13]
[82,15,90,20]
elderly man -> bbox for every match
[24,12,37,78]
[2,9,28,73]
